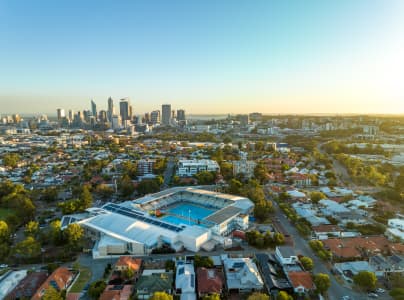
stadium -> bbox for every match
[62,187,254,258]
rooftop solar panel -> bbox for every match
[103,203,184,232]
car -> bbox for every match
[368,292,379,298]
[0,264,8,268]
[341,296,351,300]
[376,288,385,293]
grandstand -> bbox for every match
[63,187,254,258]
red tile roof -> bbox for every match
[288,271,315,290]
[115,256,142,271]
[32,267,74,300]
[196,268,224,295]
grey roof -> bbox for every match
[205,206,242,224]
[277,246,296,258]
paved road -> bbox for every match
[162,157,176,188]
[272,200,368,300]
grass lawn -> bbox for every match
[69,266,92,293]
[0,208,15,220]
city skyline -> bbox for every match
[1,0,404,115]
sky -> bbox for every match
[0,0,404,115]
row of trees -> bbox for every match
[245,230,285,249]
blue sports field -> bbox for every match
[161,202,215,226]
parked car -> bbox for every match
[376,288,385,293]
[368,292,378,298]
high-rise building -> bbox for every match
[98,110,107,123]
[161,104,171,126]
[120,98,130,127]
[68,110,74,122]
[177,109,186,126]
[56,109,65,120]
[91,99,97,120]
[150,110,160,124]
[107,97,114,122]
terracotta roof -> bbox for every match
[288,271,314,290]
[312,224,342,233]
[196,267,224,294]
[32,267,74,300]
[99,285,132,300]
[115,256,142,271]
[66,293,81,300]
[5,271,47,299]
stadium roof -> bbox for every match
[205,206,243,224]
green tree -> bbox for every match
[353,271,377,292]
[194,171,216,185]
[273,232,285,246]
[88,280,107,299]
[14,236,41,258]
[122,267,135,280]
[40,187,58,202]
[310,191,326,204]
[150,291,173,300]
[299,256,314,271]
[247,292,270,300]
[79,185,93,210]
[202,293,221,300]
[118,174,135,197]
[194,255,214,268]
[0,221,9,243]
[42,286,63,300]
[64,223,84,248]
[2,153,20,168]
[137,179,161,196]
[49,220,63,245]
[254,163,269,184]
[276,291,293,300]
[95,184,114,199]
[24,220,39,237]
[314,273,331,295]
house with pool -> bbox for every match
[61,187,254,258]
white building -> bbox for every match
[232,160,256,179]
[223,257,264,293]
[386,219,404,241]
[275,246,299,266]
[175,261,196,300]
[177,159,220,177]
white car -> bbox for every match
[341,296,351,300]
[368,292,378,298]
[0,264,8,268]
[376,288,385,293]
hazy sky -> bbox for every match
[1,0,404,115]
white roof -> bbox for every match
[287,190,306,198]
[80,212,178,247]
[223,257,263,290]
[319,199,350,214]
[0,270,27,299]
[175,263,195,293]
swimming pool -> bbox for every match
[160,202,215,226]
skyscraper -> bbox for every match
[68,110,74,122]
[56,108,65,120]
[120,98,130,127]
[91,99,97,120]
[150,110,160,124]
[177,109,186,126]
[161,104,171,126]
[107,97,114,122]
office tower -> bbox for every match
[129,105,133,121]
[161,104,171,126]
[112,115,121,130]
[68,110,74,121]
[150,110,160,124]
[177,109,186,122]
[99,110,107,123]
[107,97,114,122]
[120,98,131,127]
[91,99,97,120]
[239,114,249,126]
[83,110,91,123]
[144,113,150,124]
[56,109,65,120]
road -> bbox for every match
[272,200,369,300]
[162,157,176,189]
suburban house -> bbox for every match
[275,246,299,266]
[32,267,75,300]
[99,285,132,300]
[135,270,173,299]
[287,271,315,294]
[114,256,142,280]
[369,254,404,277]
[196,267,225,298]
[5,271,47,300]
[223,257,264,294]
[311,224,342,240]
[175,261,196,300]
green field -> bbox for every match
[0,208,15,220]
[69,266,92,293]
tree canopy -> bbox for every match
[353,271,377,292]
[314,273,331,295]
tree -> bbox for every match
[300,256,314,271]
[194,255,214,268]
[273,232,285,246]
[254,163,269,184]
[194,171,216,185]
[64,223,84,248]
[88,280,107,299]
[2,153,20,168]
[310,191,326,204]
[24,220,39,237]
[118,174,135,197]
[137,179,161,196]
[40,187,58,202]
[122,267,135,280]
[247,292,270,300]
[150,291,173,300]
[79,185,93,210]
[202,294,221,300]
[0,221,9,243]
[353,271,377,292]
[95,184,114,199]
[14,236,41,258]
[49,220,63,245]
[314,273,331,295]
[276,291,293,300]
[42,286,63,300]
